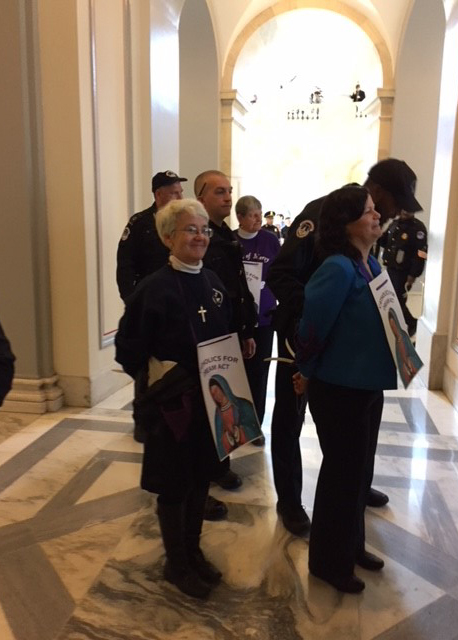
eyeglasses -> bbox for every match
[177,225,213,238]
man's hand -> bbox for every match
[292,371,308,395]
[242,338,256,359]
[405,276,415,292]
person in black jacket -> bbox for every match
[116,170,187,301]
[0,321,15,406]
[267,158,422,536]
[378,210,428,336]
[116,170,226,522]
[115,198,231,599]
[195,170,258,490]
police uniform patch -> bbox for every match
[121,226,130,241]
[296,220,315,238]
[416,231,425,240]
[212,288,223,306]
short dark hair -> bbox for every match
[317,185,369,260]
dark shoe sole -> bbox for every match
[204,496,228,521]
[164,562,211,599]
[310,569,365,593]
[356,551,384,571]
[367,488,389,507]
[214,471,242,491]
[277,504,311,537]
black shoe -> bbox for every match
[204,495,228,521]
[276,503,311,537]
[251,434,265,446]
[356,550,384,571]
[188,548,222,585]
[310,569,365,594]
[214,470,242,490]
[133,423,146,443]
[367,488,389,507]
[164,560,211,599]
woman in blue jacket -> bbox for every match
[295,185,397,594]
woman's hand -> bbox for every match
[292,372,308,395]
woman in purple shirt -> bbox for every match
[236,196,281,443]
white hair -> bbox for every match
[155,198,209,242]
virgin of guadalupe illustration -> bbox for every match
[388,307,422,387]
[209,375,260,458]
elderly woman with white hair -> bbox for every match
[116,198,231,600]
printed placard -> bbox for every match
[369,272,423,388]
[197,333,262,460]
[243,261,263,313]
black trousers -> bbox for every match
[388,268,417,333]
[308,378,383,579]
[243,325,274,425]
[271,331,307,509]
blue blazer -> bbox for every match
[297,254,397,391]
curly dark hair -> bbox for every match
[316,185,369,260]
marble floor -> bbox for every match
[1,370,458,640]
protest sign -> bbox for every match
[369,272,423,388]
[243,261,263,313]
[197,333,262,460]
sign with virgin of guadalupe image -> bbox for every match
[369,272,423,388]
[197,332,262,460]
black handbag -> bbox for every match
[133,364,199,442]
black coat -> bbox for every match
[116,203,170,301]
[203,221,257,339]
[0,321,15,406]
[115,265,231,494]
[266,197,324,338]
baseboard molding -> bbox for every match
[58,369,131,407]
[1,375,64,413]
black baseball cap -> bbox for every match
[368,158,422,212]
[152,170,187,192]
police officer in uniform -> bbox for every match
[116,171,187,301]
[379,210,427,337]
[195,170,258,490]
[262,211,282,240]
[266,158,422,536]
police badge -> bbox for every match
[296,219,315,238]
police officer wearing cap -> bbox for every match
[378,210,427,337]
[266,158,422,537]
[116,171,187,301]
[262,211,281,240]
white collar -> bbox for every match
[169,255,202,274]
[237,228,258,240]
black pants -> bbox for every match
[308,378,383,579]
[271,331,306,509]
[243,325,274,425]
[388,268,417,333]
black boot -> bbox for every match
[185,486,223,585]
[157,501,211,599]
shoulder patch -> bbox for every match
[121,226,130,241]
[296,219,315,239]
[416,231,425,240]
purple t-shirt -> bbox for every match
[237,229,280,327]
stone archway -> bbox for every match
[220,0,394,178]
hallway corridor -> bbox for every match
[1,376,458,639]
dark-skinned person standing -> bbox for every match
[267,158,422,537]
[294,186,397,593]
